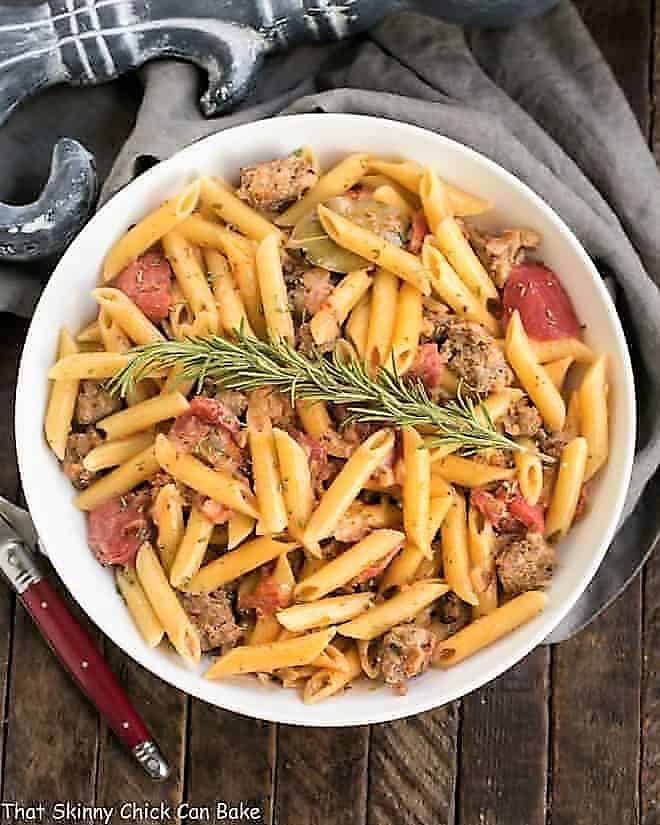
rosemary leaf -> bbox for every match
[107,331,526,457]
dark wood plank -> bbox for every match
[276,725,369,825]
[2,566,100,814]
[368,705,459,825]
[0,315,28,794]
[551,582,642,825]
[95,643,188,823]
[642,548,660,825]
[458,649,550,825]
[186,704,275,825]
[576,0,653,135]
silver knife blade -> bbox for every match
[0,496,39,553]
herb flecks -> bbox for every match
[108,331,525,456]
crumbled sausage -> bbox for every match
[440,321,513,394]
[211,389,248,418]
[248,387,295,430]
[433,592,472,641]
[180,589,244,653]
[237,151,319,212]
[75,380,122,425]
[501,397,543,438]
[302,268,334,315]
[536,428,570,460]
[62,428,103,489]
[380,625,436,690]
[496,531,554,595]
[464,224,541,288]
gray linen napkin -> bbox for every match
[4,1,660,641]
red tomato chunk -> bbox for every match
[502,262,580,340]
[114,250,173,322]
[87,492,151,566]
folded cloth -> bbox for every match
[3,1,660,641]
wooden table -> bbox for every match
[0,2,657,823]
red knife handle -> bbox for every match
[20,577,169,779]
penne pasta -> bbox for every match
[303,645,362,703]
[578,355,609,481]
[98,308,131,354]
[248,411,288,535]
[545,436,588,540]
[423,242,499,335]
[431,456,516,489]
[170,506,215,589]
[76,319,102,343]
[339,579,449,640]
[276,593,374,633]
[294,529,405,602]
[185,536,298,594]
[505,311,566,432]
[93,287,165,345]
[154,434,259,519]
[295,399,332,441]
[276,153,370,226]
[199,176,281,242]
[48,351,130,381]
[102,180,201,281]
[256,233,295,344]
[152,483,185,573]
[390,282,423,374]
[272,428,315,545]
[368,159,491,216]
[530,337,595,364]
[135,542,201,665]
[75,444,159,511]
[365,269,399,371]
[372,184,414,216]
[544,355,574,390]
[441,490,478,605]
[227,512,256,550]
[205,248,255,337]
[434,591,547,666]
[116,565,165,647]
[318,205,431,295]
[514,437,543,506]
[205,627,336,678]
[421,169,498,301]
[467,504,498,617]
[97,392,189,441]
[82,430,155,473]
[303,429,395,545]
[345,292,371,359]
[402,426,432,558]
[310,269,372,346]
[45,328,80,460]
[162,230,219,336]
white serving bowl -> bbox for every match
[15,115,635,726]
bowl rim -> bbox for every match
[15,113,636,726]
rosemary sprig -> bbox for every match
[108,332,525,456]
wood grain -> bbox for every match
[95,643,187,824]
[458,649,550,825]
[275,726,369,825]
[0,315,27,794]
[551,583,642,825]
[642,549,660,825]
[368,705,459,825]
[2,568,100,817]
[186,703,275,825]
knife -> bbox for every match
[0,495,170,781]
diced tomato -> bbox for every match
[189,396,243,438]
[502,262,580,340]
[471,489,508,526]
[199,498,233,525]
[114,250,173,322]
[407,209,429,254]
[87,492,151,566]
[408,343,446,390]
[352,545,402,585]
[508,494,545,533]
[239,569,292,616]
[168,411,211,453]
[472,488,544,533]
